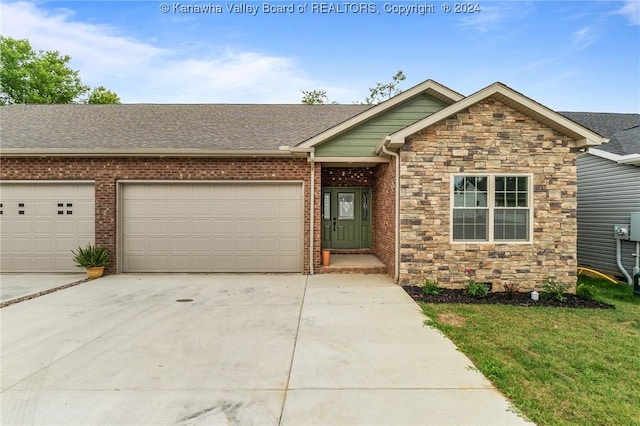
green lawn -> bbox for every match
[420,276,640,426]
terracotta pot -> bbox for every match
[87,266,105,279]
[321,249,331,266]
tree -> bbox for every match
[364,70,406,105]
[301,89,333,105]
[1,36,89,105]
[86,86,121,104]
[300,71,407,105]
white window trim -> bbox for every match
[450,173,534,244]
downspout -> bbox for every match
[280,146,316,275]
[309,150,315,275]
[381,141,400,284]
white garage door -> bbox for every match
[122,182,303,272]
[0,182,95,272]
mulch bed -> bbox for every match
[402,286,615,309]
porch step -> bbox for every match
[316,266,388,274]
[316,254,388,275]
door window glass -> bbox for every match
[323,192,331,220]
[338,193,355,220]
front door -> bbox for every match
[322,187,371,249]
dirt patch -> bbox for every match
[403,286,615,309]
[436,312,467,327]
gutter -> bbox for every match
[0,148,295,158]
[379,137,401,284]
[280,146,316,275]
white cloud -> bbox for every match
[572,26,596,49]
[616,0,640,25]
[1,2,319,103]
[458,2,535,33]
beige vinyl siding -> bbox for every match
[315,94,447,157]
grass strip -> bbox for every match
[420,276,640,426]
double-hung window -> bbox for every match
[452,174,531,243]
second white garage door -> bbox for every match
[121,182,303,272]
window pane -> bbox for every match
[454,175,488,207]
[517,176,528,191]
[517,193,528,207]
[494,209,529,240]
[453,209,488,240]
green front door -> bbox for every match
[321,187,372,249]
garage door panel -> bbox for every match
[0,183,95,272]
[122,182,302,272]
[214,220,235,234]
[213,201,236,217]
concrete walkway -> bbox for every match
[0,274,532,425]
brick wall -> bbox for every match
[321,167,374,187]
[1,157,312,274]
[399,97,578,291]
[373,162,396,278]
[313,162,323,271]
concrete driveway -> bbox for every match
[0,273,86,303]
[1,274,532,425]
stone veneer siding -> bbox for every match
[1,157,312,275]
[399,98,578,291]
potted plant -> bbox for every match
[71,243,110,279]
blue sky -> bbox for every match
[2,1,639,111]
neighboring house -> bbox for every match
[562,112,640,278]
[0,80,607,291]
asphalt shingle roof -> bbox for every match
[560,112,640,156]
[0,104,371,151]
[2,105,637,155]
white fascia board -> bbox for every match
[296,80,464,149]
[313,156,389,163]
[617,155,640,165]
[384,82,607,150]
[589,148,640,166]
[0,148,293,158]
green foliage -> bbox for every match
[576,283,598,300]
[466,279,489,298]
[503,282,520,299]
[0,36,89,104]
[71,244,110,268]
[422,279,440,296]
[364,70,406,104]
[86,86,121,104]
[301,89,333,105]
[542,277,569,302]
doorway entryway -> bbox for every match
[321,187,372,249]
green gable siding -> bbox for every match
[315,94,448,157]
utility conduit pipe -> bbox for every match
[616,238,632,285]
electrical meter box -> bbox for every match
[631,212,640,242]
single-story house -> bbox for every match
[0,79,608,291]
[562,112,640,279]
